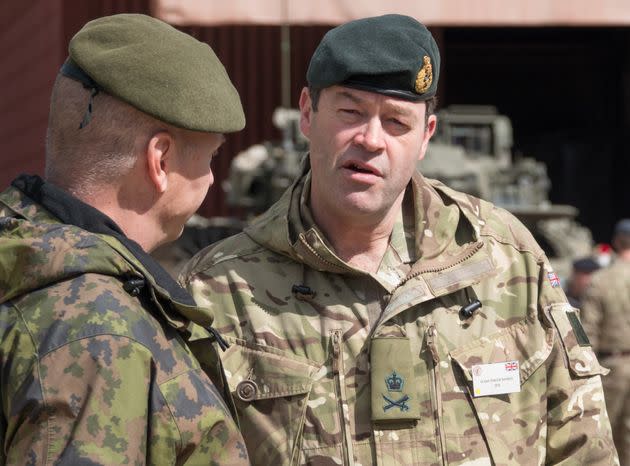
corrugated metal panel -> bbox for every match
[0,0,152,191]
[0,4,332,217]
[0,0,64,190]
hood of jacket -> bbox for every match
[0,203,137,306]
[0,176,213,330]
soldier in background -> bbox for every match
[581,218,630,465]
[0,14,249,465]
[182,14,617,465]
[565,256,601,308]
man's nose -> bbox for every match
[354,117,386,152]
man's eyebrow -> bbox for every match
[334,89,417,119]
[384,102,415,118]
[334,90,364,105]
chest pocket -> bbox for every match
[221,339,320,465]
[450,318,555,465]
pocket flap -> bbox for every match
[223,339,320,400]
[450,318,555,386]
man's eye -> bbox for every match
[387,118,410,131]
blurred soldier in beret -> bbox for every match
[565,256,601,308]
[182,14,617,465]
[0,14,249,465]
[581,219,630,465]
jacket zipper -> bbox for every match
[332,329,356,465]
[426,324,447,465]
[397,242,484,289]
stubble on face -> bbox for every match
[302,86,432,230]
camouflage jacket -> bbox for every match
[580,259,630,354]
[0,176,249,465]
[182,168,617,466]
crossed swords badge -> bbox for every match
[383,371,410,412]
[383,393,410,412]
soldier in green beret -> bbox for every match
[0,14,249,465]
[182,14,617,465]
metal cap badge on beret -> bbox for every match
[64,14,245,133]
[307,14,440,101]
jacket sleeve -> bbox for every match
[537,262,619,465]
[2,324,249,466]
[578,284,604,352]
[1,326,166,465]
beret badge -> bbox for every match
[414,56,433,94]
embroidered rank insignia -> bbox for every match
[415,56,433,94]
[383,393,410,412]
[383,371,409,412]
[547,271,561,288]
[385,371,404,392]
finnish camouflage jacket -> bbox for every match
[183,167,617,466]
[0,176,249,465]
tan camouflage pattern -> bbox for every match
[581,259,630,465]
[0,185,249,465]
[183,167,618,465]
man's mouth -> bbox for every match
[343,161,380,176]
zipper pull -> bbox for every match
[426,325,439,364]
[331,331,341,374]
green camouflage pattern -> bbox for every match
[182,167,618,465]
[0,185,249,465]
[580,259,630,464]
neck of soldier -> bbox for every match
[75,185,166,253]
[311,196,403,274]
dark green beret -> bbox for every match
[64,13,245,133]
[307,14,440,102]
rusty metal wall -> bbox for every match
[0,0,64,189]
[0,3,332,217]
[0,0,152,190]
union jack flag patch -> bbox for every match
[505,361,518,371]
[547,271,561,288]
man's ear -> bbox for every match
[418,114,437,162]
[299,87,312,138]
[146,131,173,194]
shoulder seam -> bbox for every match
[190,241,270,276]
[479,229,545,262]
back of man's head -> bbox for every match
[45,13,245,195]
[45,76,157,194]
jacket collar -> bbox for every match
[244,157,490,282]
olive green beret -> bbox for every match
[307,14,440,101]
[63,13,245,133]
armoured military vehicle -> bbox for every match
[422,105,592,278]
[154,105,592,280]
[224,107,308,215]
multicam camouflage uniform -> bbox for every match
[183,166,617,466]
[581,259,630,465]
[0,176,249,465]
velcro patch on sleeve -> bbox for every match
[567,311,591,347]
